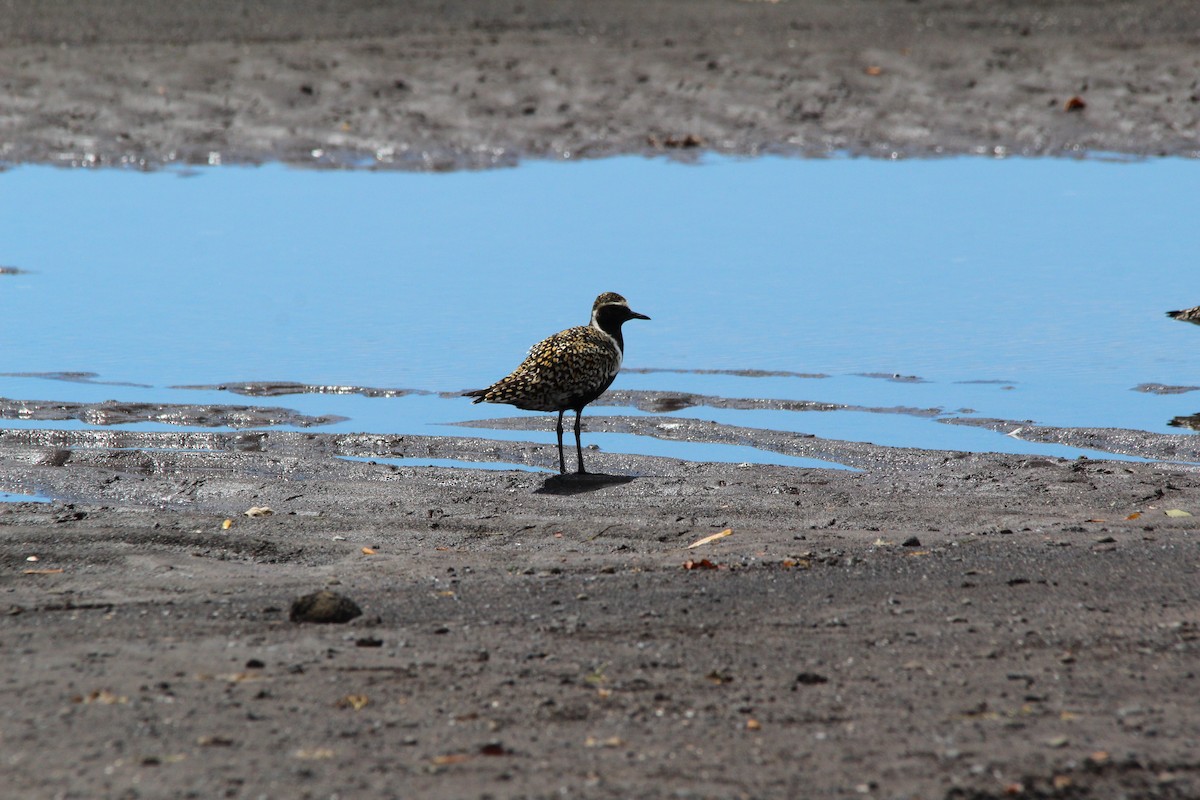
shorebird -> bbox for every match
[1167,306,1200,326]
[465,292,650,474]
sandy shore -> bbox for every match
[2,3,1200,798]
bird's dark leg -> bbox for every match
[574,408,586,474]
[555,410,567,474]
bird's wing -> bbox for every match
[518,327,618,381]
[476,326,616,406]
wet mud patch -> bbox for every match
[944,416,1200,463]
[596,388,943,417]
[457,413,936,472]
[175,381,430,399]
[1135,383,1200,395]
[0,397,345,428]
[454,408,1200,473]
[3,0,1200,168]
[623,367,830,380]
[854,372,929,383]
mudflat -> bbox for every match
[2,3,1200,799]
[3,0,1199,167]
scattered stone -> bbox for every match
[902,536,922,547]
[794,672,829,686]
[289,590,363,624]
[196,735,235,747]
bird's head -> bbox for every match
[592,292,651,329]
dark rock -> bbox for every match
[794,671,829,686]
[289,590,363,624]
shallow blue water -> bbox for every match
[1,156,1198,467]
[0,490,52,503]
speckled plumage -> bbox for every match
[471,324,623,412]
[465,292,650,474]
[1167,306,1200,325]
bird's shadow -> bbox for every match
[534,472,636,495]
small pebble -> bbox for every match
[794,671,829,686]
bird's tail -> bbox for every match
[462,388,487,404]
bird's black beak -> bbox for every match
[630,310,651,321]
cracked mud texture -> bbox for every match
[3,2,1200,799]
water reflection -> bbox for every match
[0,156,1198,466]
